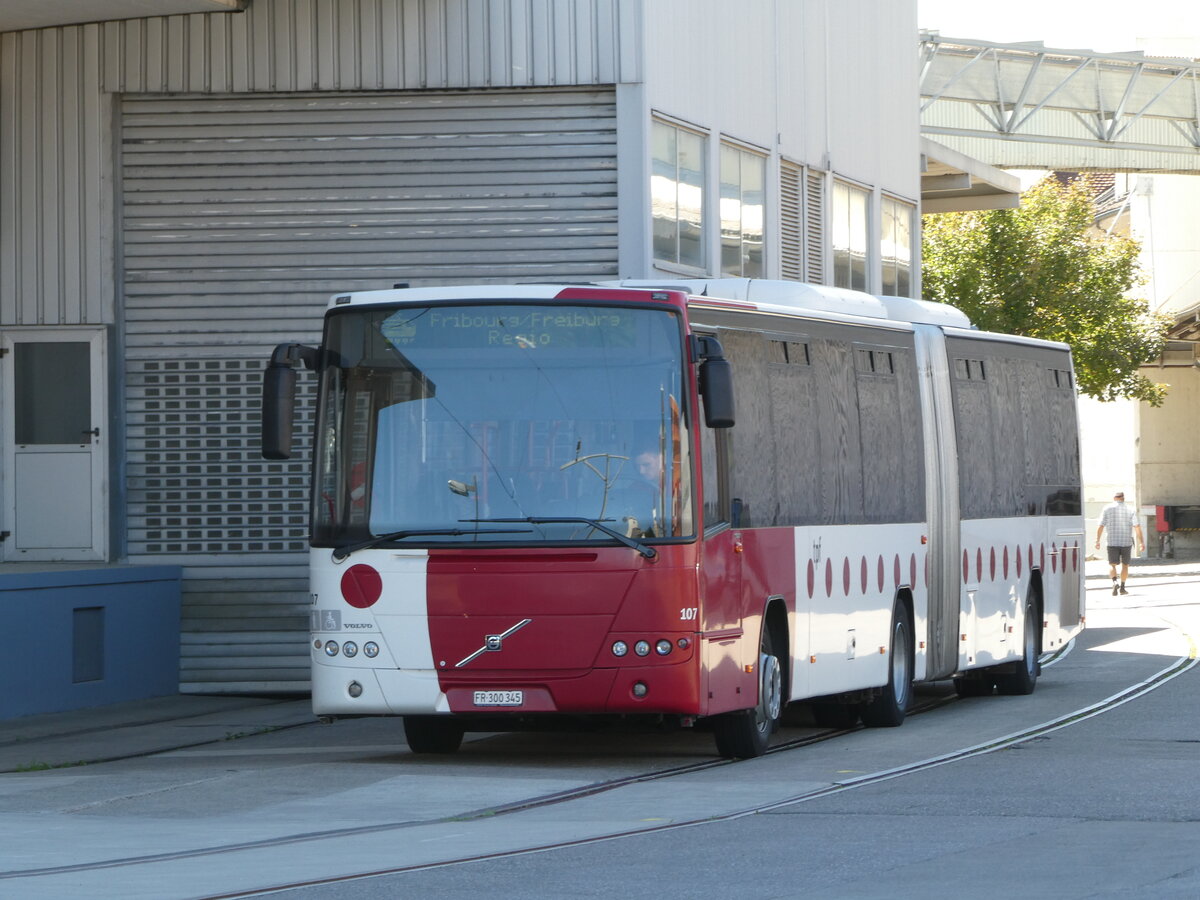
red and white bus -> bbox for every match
[262,279,1084,758]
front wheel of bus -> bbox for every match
[713,630,783,760]
[403,716,465,754]
[860,602,913,728]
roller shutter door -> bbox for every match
[120,88,619,691]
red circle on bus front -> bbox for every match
[861,556,869,594]
[1016,545,1023,578]
[341,564,383,609]
[989,547,996,581]
[825,559,834,597]
[910,553,917,588]
[806,559,815,599]
[843,558,852,596]
[1003,546,1010,580]
[878,556,886,592]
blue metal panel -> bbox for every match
[0,567,182,720]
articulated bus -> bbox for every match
[261,279,1084,758]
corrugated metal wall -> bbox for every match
[1,0,641,328]
[121,88,619,690]
[2,0,637,691]
[0,25,111,326]
[98,0,642,94]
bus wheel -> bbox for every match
[860,602,913,728]
[403,716,465,754]
[713,630,783,759]
[996,595,1040,696]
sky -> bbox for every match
[918,0,1200,57]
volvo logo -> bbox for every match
[455,618,532,668]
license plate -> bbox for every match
[473,690,523,707]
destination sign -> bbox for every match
[381,305,644,350]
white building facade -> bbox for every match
[1092,173,1200,557]
[0,0,921,691]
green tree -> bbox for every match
[922,176,1170,405]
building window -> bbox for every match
[652,120,706,270]
[720,143,765,277]
[881,196,915,297]
[832,180,869,291]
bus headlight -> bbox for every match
[363,641,379,658]
[324,641,340,657]
[612,641,629,657]
[634,640,651,657]
[343,641,358,658]
[655,639,672,656]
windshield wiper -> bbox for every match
[467,517,658,559]
[332,527,532,561]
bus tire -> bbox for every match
[996,594,1040,696]
[713,628,783,759]
[860,601,913,728]
[403,716,465,754]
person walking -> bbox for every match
[1095,491,1145,595]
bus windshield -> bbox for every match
[312,303,694,548]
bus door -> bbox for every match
[700,526,744,714]
[697,408,745,713]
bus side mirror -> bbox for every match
[261,343,319,460]
[697,336,735,428]
[262,362,297,460]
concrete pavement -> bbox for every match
[0,558,1197,898]
[1,557,1196,775]
[0,694,315,774]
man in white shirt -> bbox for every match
[1095,491,1145,595]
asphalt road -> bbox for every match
[269,571,1200,900]
[324,667,1199,898]
[2,565,1197,899]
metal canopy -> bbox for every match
[0,1,242,33]
[921,32,1200,173]
[921,137,1020,213]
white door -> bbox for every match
[1,329,108,561]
